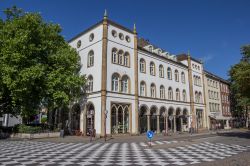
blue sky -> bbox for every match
[1,0,250,79]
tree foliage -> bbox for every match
[0,6,85,117]
[229,45,250,116]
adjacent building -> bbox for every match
[220,79,232,129]
[67,12,231,137]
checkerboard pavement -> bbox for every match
[0,140,249,166]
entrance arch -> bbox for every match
[183,108,189,132]
[71,103,81,131]
[111,103,130,134]
[159,107,167,132]
[168,107,174,132]
[86,103,95,136]
[176,108,182,132]
[139,105,148,133]
[150,106,158,132]
[196,109,203,128]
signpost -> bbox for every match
[146,131,154,147]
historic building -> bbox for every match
[204,71,230,129]
[68,12,231,137]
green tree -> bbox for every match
[229,45,250,126]
[0,6,85,119]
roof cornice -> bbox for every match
[138,46,188,69]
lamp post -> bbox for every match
[104,110,108,142]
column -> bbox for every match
[147,115,150,131]
[122,110,125,133]
[173,115,176,133]
[226,120,229,129]
[116,110,118,134]
[157,115,160,134]
[166,116,168,134]
[82,108,87,135]
[180,117,183,132]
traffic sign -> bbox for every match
[146,131,154,140]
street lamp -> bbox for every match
[104,110,108,142]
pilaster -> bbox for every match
[201,68,208,129]
[133,24,139,134]
[187,55,196,129]
[101,13,108,137]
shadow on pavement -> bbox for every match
[217,131,250,139]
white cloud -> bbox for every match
[200,54,213,64]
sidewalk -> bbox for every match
[7,128,248,144]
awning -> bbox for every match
[209,115,232,120]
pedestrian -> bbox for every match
[189,122,193,135]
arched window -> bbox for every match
[112,48,118,63]
[112,73,120,92]
[181,72,185,83]
[199,92,202,103]
[140,81,146,96]
[140,59,146,73]
[121,75,129,93]
[87,50,94,67]
[183,90,187,102]
[195,91,198,103]
[87,75,93,92]
[193,75,196,85]
[160,85,165,99]
[208,90,211,99]
[124,52,130,67]
[175,70,179,82]
[118,50,124,65]
[150,62,155,76]
[168,87,173,100]
[159,65,164,78]
[167,67,172,80]
[176,88,180,101]
[150,83,156,98]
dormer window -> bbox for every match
[149,46,153,52]
[158,49,162,55]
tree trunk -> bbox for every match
[246,106,249,128]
